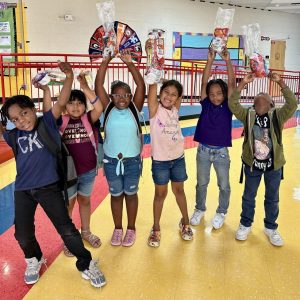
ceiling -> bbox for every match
[194,0,300,14]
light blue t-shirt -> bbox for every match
[103,108,141,158]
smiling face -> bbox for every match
[66,99,86,119]
[208,84,225,106]
[110,86,132,110]
[8,104,37,131]
[159,85,179,109]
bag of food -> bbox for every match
[145,29,165,85]
[242,23,269,77]
[210,7,235,53]
[96,1,117,58]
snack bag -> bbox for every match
[32,70,66,86]
[96,1,117,58]
[210,7,235,53]
[242,23,269,77]
[145,29,165,85]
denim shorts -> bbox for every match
[103,154,142,196]
[152,155,188,185]
[67,168,97,199]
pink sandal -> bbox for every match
[63,245,74,257]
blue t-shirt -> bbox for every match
[4,110,61,191]
[194,97,232,147]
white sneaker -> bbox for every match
[235,224,251,241]
[212,213,226,229]
[24,257,47,284]
[264,228,284,247]
[190,209,205,226]
[82,259,106,288]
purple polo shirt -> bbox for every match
[194,97,232,147]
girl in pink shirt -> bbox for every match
[147,78,193,247]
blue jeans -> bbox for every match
[152,155,188,185]
[195,144,231,214]
[241,165,282,230]
[103,154,142,196]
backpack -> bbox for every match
[239,109,283,183]
[7,117,77,205]
[59,114,103,169]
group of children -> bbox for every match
[0,44,297,287]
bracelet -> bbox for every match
[90,96,99,105]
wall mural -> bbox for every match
[173,32,245,69]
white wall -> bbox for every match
[24,0,300,71]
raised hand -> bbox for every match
[268,72,281,82]
[242,73,255,84]
[58,61,73,79]
[32,80,50,91]
[119,49,132,64]
[77,72,89,90]
[219,47,230,61]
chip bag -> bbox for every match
[145,29,165,85]
[210,7,235,53]
[242,23,269,77]
[96,1,118,58]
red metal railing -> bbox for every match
[1,53,300,109]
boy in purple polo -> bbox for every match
[190,48,235,229]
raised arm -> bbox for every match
[228,73,254,123]
[120,49,145,112]
[95,56,112,111]
[77,73,103,124]
[269,73,298,123]
[31,81,52,113]
[51,62,74,119]
[201,48,216,100]
[219,48,236,97]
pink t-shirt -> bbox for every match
[150,103,184,161]
[62,113,96,176]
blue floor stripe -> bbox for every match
[0,182,15,235]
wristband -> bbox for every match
[90,96,99,105]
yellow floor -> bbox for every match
[24,128,300,300]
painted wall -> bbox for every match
[23,0,300,70]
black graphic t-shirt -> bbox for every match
[252,113,273,171]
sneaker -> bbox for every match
[24,257,47,284]
[212,213,226,229]
[264,228,284,247]
[190,209,205,226]
[81,260,106,288]
[235,224,252,241]
[179,220,194,241]
[148,228,161,248]
[122,229,136,247]
[111,229,123,246]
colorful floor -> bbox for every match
[1,120,300,300]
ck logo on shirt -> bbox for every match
[18,131,44,153]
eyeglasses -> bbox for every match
[111,93,132,99]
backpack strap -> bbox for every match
[7,128,18,157]
[80,113,98,155]
[59,115,70,136]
